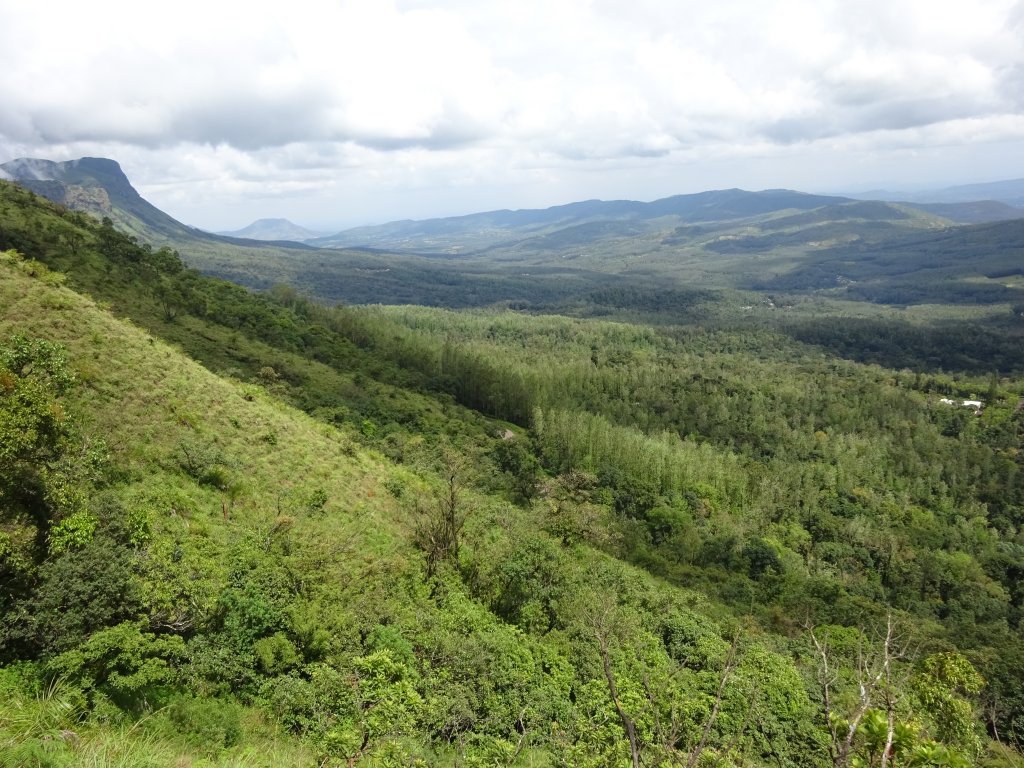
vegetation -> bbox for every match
[2,178,1024,766]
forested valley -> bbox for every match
[2,177,1024,767]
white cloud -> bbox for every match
[0,0,1022,227]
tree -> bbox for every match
[414,445,470,578]
[45,621,185,712]
[1,336,101,612]
[911,652,984,758]
[808,615,912,768]
[539,470,610,548]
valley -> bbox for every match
[1,162,1024,767]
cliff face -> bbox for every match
[13,178,113,216]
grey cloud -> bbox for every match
[4,91,490,156]
[848,98,991,133]
[761,116,837,145]
[998,64,1024,108]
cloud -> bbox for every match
[1,0,1022,226]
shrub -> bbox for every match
[165,694,243,750]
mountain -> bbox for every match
[847,178,1024,210]
[216,217,324,242]
[920,178,1024,206]
[0,156,204,242]
[903,200,1024,224]
[311,188,855,253]
[0,156,314,253]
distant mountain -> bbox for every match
[921,178,1024,207]
[217,218,324,242]
[902,200,1024,225]
[847,178,1024,211]
[311,188,854,253]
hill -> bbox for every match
[0,156,317,253]
[903,200,1024,224]
[4,174,1024,765]
[754,216,1024,305]
[216,217,324,242]
[311,188,855,253]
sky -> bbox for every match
[1,0,1023,231]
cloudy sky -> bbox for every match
[1,0,1023,230]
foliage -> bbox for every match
[44,621,185,711]
[1,178,1023,765]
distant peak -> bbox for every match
[216,217,323,241]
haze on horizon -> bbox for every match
[1,0,1023,231]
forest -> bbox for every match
[2,177,1024,767]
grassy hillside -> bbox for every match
[3,178,1024,767]
[0,252,397,765]
[0,252,824,767]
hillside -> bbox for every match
[310,189,856,253]
[3,176,1024,766]
[7,157,1022,319]
[754,217,1024,305]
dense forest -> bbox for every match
[2,178,1024,767]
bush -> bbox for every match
[165,694,243,750]
[44,621,185,713]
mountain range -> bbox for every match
[3,155,1024,313]
[4,157,1022,258]
[849,177,1024,207]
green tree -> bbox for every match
[45,621,185,712]
[0,335,101,618]
[911,653,984,758]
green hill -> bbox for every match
[311,189,854,253]
[754,217,1024,305]
[9,156,1017,319]
[3,177,1024,766]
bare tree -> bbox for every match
[592,603,642,768]
[414,446,469,578]
[592,601,752,768]
[808,613,911,768]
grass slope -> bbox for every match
[3,174,1024,766]
[0,252,763,766]
[0,254,401,765]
